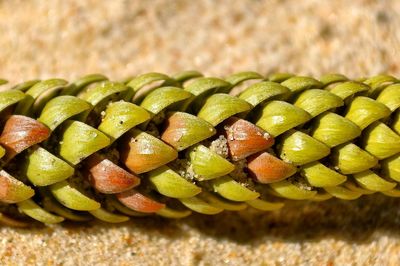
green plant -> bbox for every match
[0,71,398,225]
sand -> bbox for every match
[0,0,399,265]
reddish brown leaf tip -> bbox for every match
[116,189,165,213]
[120,131,178,174]
[223,117,274,161]
[160,113,186,149]
[0,115,50,160]
[247,152,296,183]
[86,154,140,194]
[0,170,34,203]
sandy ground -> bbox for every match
[0,0,399,265]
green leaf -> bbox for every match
[331,143,378,174]
[212,176,259,202]
[0,90,26,113]
[25,147,74,186]
[279,130,330,165]
[345,96,391,129]
[246,198,284,211]
[382,188,400,197]
[50,180,100,211]
[311,112,361,148]
[329,81,369,100]
[225,71,263,86]
[197,94,252,126]
[98,101,150,140]
[309,192,333,201]
[125,72,174,101]
[363,74,398,96]
[256,101,311,137]
[59,120,110,165]
[11,80,40,92]
[148,166,201,198]
[301,162,346,187]
[89,208,129,223]
[65,73,108,96]
[189,144,234,180]
[179,196,223,215]
[140,86,193,115]
[293,89,343,117]
[344,180,375,195]
[42,196,92,221]
[156,206,192,219]
[324,186,362,200]
[376,84,400,111]
[270,179,317,200]
[80,81,127,106]
[17,199,64,224]
[353,170,396,192]
[74,73,108,89]
[239,81,290,107]
[281,76,323,93]
[363,122,400,159]
[183,77,231,112]
[382,154,400,182]
[184,77,231,96]
[319,73,348,85]
[15,79,68,116]
[267,73,294,82]
[38,95,92,130]
[199,191,247,211]
[173,70,203,83]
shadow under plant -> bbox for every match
[14,194,399,245]
[185,194,400,244]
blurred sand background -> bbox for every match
[0,0,399,265]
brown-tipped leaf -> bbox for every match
[85,154,140,194]
[0,170,35,203]
[116,189,165,213]
[120,130,178,174]
[247,152,297,183]
[223,117,274,161]
[0,115,50,160]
